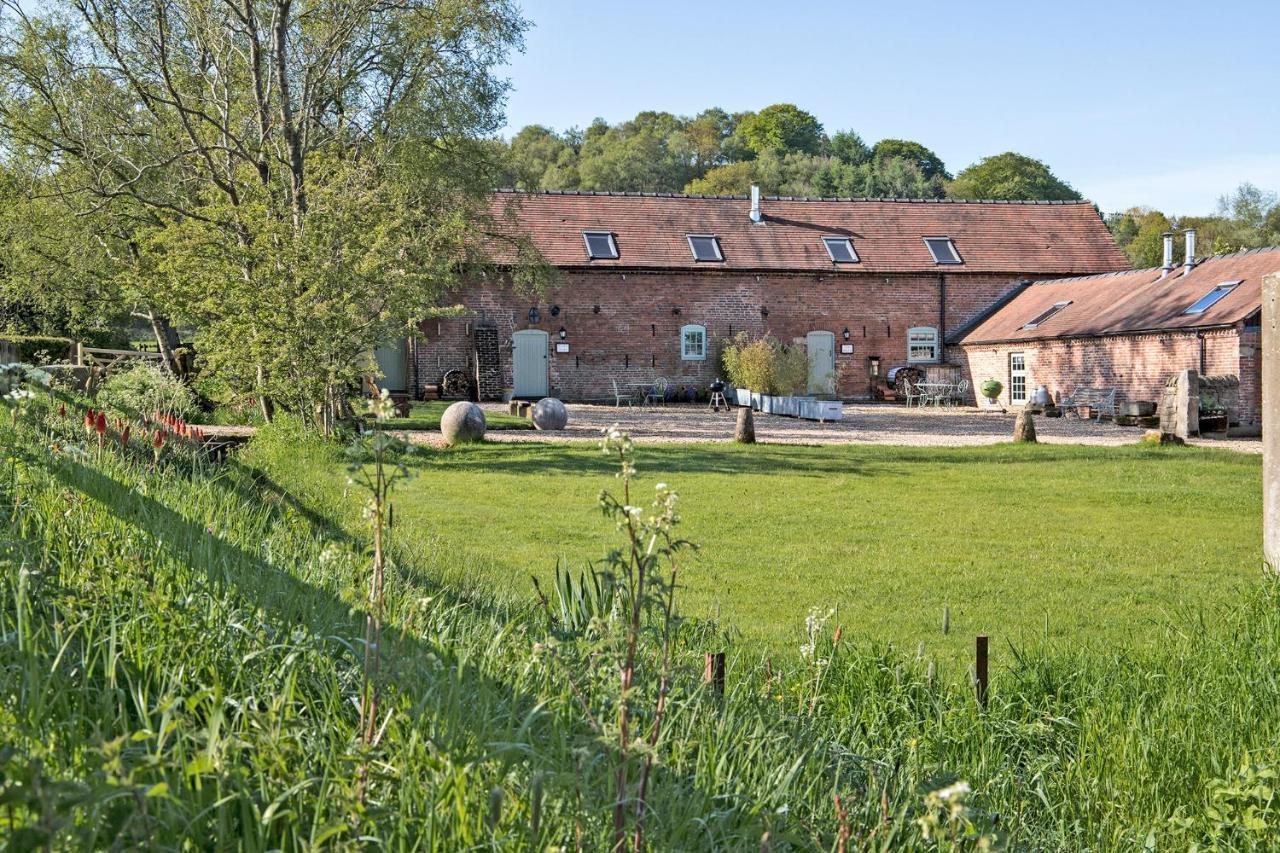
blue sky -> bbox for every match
[498,0,1280,215]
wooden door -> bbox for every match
[512,330,549,398]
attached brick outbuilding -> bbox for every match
[955,247,1278,427]
[404,190,1129,401]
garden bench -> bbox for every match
[1059,386,1118,423]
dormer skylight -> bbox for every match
[1023,300,1072,330]
[1184,281,1240,315]
[582,231,618,260]
[924,237,962,265]
[822,236,859,264]
[687,234,724,262]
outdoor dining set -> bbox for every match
[612,378,670,407]
[902,378,970,407]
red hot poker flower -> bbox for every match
[95,412,107,436]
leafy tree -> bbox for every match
[1119,208,1176,268]
[503,125,581,190]
[577,111,697,192]
[829,130,871,166]
[0,0,539,427]
[677,108,738,172]
[871,139,950,182]
[853,157,945,199]
[736,103,825,156]
[946,152,1082,201]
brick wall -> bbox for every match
[413,269,1048,400]
[958,326,1258,424]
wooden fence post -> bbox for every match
[975,635,989,708]
[1263,272,1279,572]
[703,652,725,696]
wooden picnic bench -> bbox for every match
[1059,386,1118,423]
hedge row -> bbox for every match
[0,335,75,364]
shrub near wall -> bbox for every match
[0,335,74,364]
[720,333,808,394]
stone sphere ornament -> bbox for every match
[532,397,569,430]
[440,401,487,445]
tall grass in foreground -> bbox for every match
[1,388,1278,849]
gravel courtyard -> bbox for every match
[464,402,1261,452]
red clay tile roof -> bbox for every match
[958,247,1279,345]
[488,190,1129,275]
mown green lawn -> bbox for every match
[299,440,1262,662]
[379,400,533,431]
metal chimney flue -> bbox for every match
[749,183,762,223]
[1160,232,1175,277]
[1183,228,1197,275]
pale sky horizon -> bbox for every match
[498,0,1280,216]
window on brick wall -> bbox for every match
[681,324,707,360]
[582,231,619,259]
[687,235,724,262]
[1023,300,1072,329]
[923,237,962,264]
[822,236,859,263]
[907,327,940,363]
[1184,281,1240,315]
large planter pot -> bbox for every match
[800,399,843,422]
[759,394,775,414]
[734,387,750,407]
[750,391,762,411]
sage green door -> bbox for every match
[512,329,549,398]
[806,331,836,394]
[374,339,408,392]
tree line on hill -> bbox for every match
[1107,183,1280,268]
[488,102,1083,202]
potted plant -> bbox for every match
[979,379,1003,408]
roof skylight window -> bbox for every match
[1023,300,1072,330]
[924,237,962,264]
[582,231,618,260]
[822,236,859,263]
[687,234,724,262]
[1184,281,1240,315]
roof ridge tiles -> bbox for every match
[1028,244,1280,287]
[491,187,1095,206]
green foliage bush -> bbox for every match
[720,333,809,394]
[0,335,73,364]
[98,362,199,420]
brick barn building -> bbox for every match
[955,243,1276,428]
[398,189,1128,402]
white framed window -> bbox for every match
[907,326,940,363]
[822,236,859,263]
[582,230,618,259]
[686,234,724,262]
[1010,352,1027,404]
[680,324,707,360]
[923,236,962,264]
[1184,280,1240,315]
[1023,300,1072,330]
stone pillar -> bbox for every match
[1263,272,1279,571]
